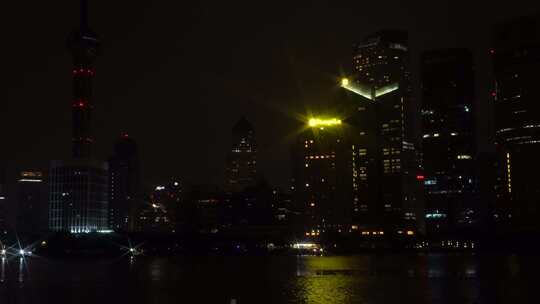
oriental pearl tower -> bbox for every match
[68,0,101,159]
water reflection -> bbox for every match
[292,254,507,304]
[294,256,369,304]
[129,256,135,271]
[0,254,536,304]
[1,257,5,283]
[18,257,24,283]
[148,258,164,281]
[507,254,520,277]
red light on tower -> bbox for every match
[416,175,425,180]
[72,100,86,108]
[489,49,495,55]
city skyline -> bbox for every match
[3,1,540,189]
[2,3,540,304]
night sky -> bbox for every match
[2,1,540,189]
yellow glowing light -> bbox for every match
[308,118,342,127]
[406,230,414,236]
[375,83,399,97]
[340,77,399,101]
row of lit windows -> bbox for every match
[383,148,401,156]
[305,155,335,159]
[423,132,461,139]
[361,231,384,235]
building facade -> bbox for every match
[134,179,183,233]
[225,117,257,192]
[15,171,48,235]
[340,30,423,233]
[49,160,108,233]
[420,49,478,235]
[292,118,352,234]
[492,15,540,230]
[108,134,140,232]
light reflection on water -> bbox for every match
[0,253,537,304]
[1,258,5,283]
[18,258,24,283]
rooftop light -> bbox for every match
[340,78,399,100]
[308,118,342,127]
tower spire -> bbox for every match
[80,0,89,30]
[69,0,100,159]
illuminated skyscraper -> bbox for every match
[49,0,109,233]
[292,117,352,233]
[421,49,477,234]
[340,30,423,233]
[492,15,540,230]
[49,160,108,233]
[108,133,140,232]
[225,117,257,192]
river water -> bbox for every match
[0,253,536,303]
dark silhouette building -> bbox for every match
[108,133,140,232]
[492,14,540,231]
[14,171,48,235]
[340,30,424,234]
[135,180,181,233]
[49,0,109,233]
[420,49,478,235]
[225,117,257,192]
